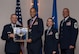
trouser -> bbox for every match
[27,47,41,54]
[45,50,59,54]
[44,47,59,54]
[6,52,20,54]
[61,49,74,54]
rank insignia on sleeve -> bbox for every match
[55,32,59,39]
[74,22,78,29]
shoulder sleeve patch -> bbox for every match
[74,22,78,29]
[55,32,59,39]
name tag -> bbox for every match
[7,32,11,34]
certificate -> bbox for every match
[13,27,28,42]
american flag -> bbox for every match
[15,0,24,54]
[15,0,23,26]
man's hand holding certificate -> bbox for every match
[27,39,32,43]
[8,33,15,38]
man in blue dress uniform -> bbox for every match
[59,8,78,54]
[27,8,44,54]
[1,14,21,54]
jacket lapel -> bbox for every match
[29,18,38,28]
[62,17,71,26]
[9,24,20,33]
[64,17,71,26]
[47,26,53,35]
[9,24,14,33]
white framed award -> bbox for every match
[13,27,28,42]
